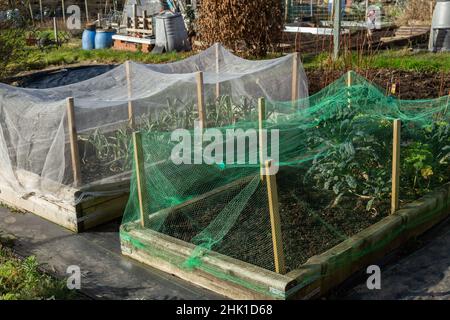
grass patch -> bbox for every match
[303,49,450,72]
[5,39,192,76]
[0,244,78,300]
[3,31,450,77]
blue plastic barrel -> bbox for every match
[328,0,346,15]
[82,29,96,50]
[95,29,116,49]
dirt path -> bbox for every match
[5,64,450,100]
[307,69,450,99]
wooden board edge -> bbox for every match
[122,182,450,300]
[0,179,129,233]
[286,183,450,299]
[120,224,293,300]
[0,186,78,232]
[77,193,129,231]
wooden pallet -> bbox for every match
[127,17,153,35]
[380,26,430,45]
[112,4,155,53]
[125,4,154,36]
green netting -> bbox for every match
[121,71,450,278]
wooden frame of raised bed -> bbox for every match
[120,179,450,299]
[0,97,131,233]
[0,169,129,233]
[120,113,450,299]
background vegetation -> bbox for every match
[0,242,76,300]
[394,0,436,26]
[196,0,283,57]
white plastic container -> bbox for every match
[429,0,450,52]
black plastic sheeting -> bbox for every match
[17,65,117,89]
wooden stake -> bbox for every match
[430,1,434,22]
[132,4,137,29]
[133,132,149,228]
[215,43,220,99]
[66,98,82,187]
[284,0,289,22]
[291,52,299,107]
[391,119,401,215]
[258,98,266,181]
[443,91,449,122]
[143,10,148,30]
[29,1,34,24]
[39,0,43,23]
[53,17,58,46]
[333,0,342,60]
[265,160,286,274]
[347,70,352,108]
[196,71,207,130]
[61,0,66,24]
[125,61,134,128]
[85,0,89,22]
[390,83,397,95]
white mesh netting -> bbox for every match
[0,44,308,205]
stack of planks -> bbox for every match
[380,25,430,46]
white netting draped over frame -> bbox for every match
[0,44,308,204]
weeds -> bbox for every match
[4,41,192,78]
[0,246,76,300]
[0,27,27,79]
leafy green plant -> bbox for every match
[139,98,197,132]
[401,120,450,197]
[82,125,133,174]
[0,28,26,79]
[207,96,257,127]
[305,99,450,211]
[305,104,392,211]
[402,142,434,193]
[0,248,76,300]
[81,95,258,176]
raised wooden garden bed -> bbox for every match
[0,110,132,233]
[120,179,450,299]
[0,169,129,233]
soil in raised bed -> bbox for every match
[78,137,130,185]
[157,169,390,273]
[307,69,450,100]
[80,157,126,185]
